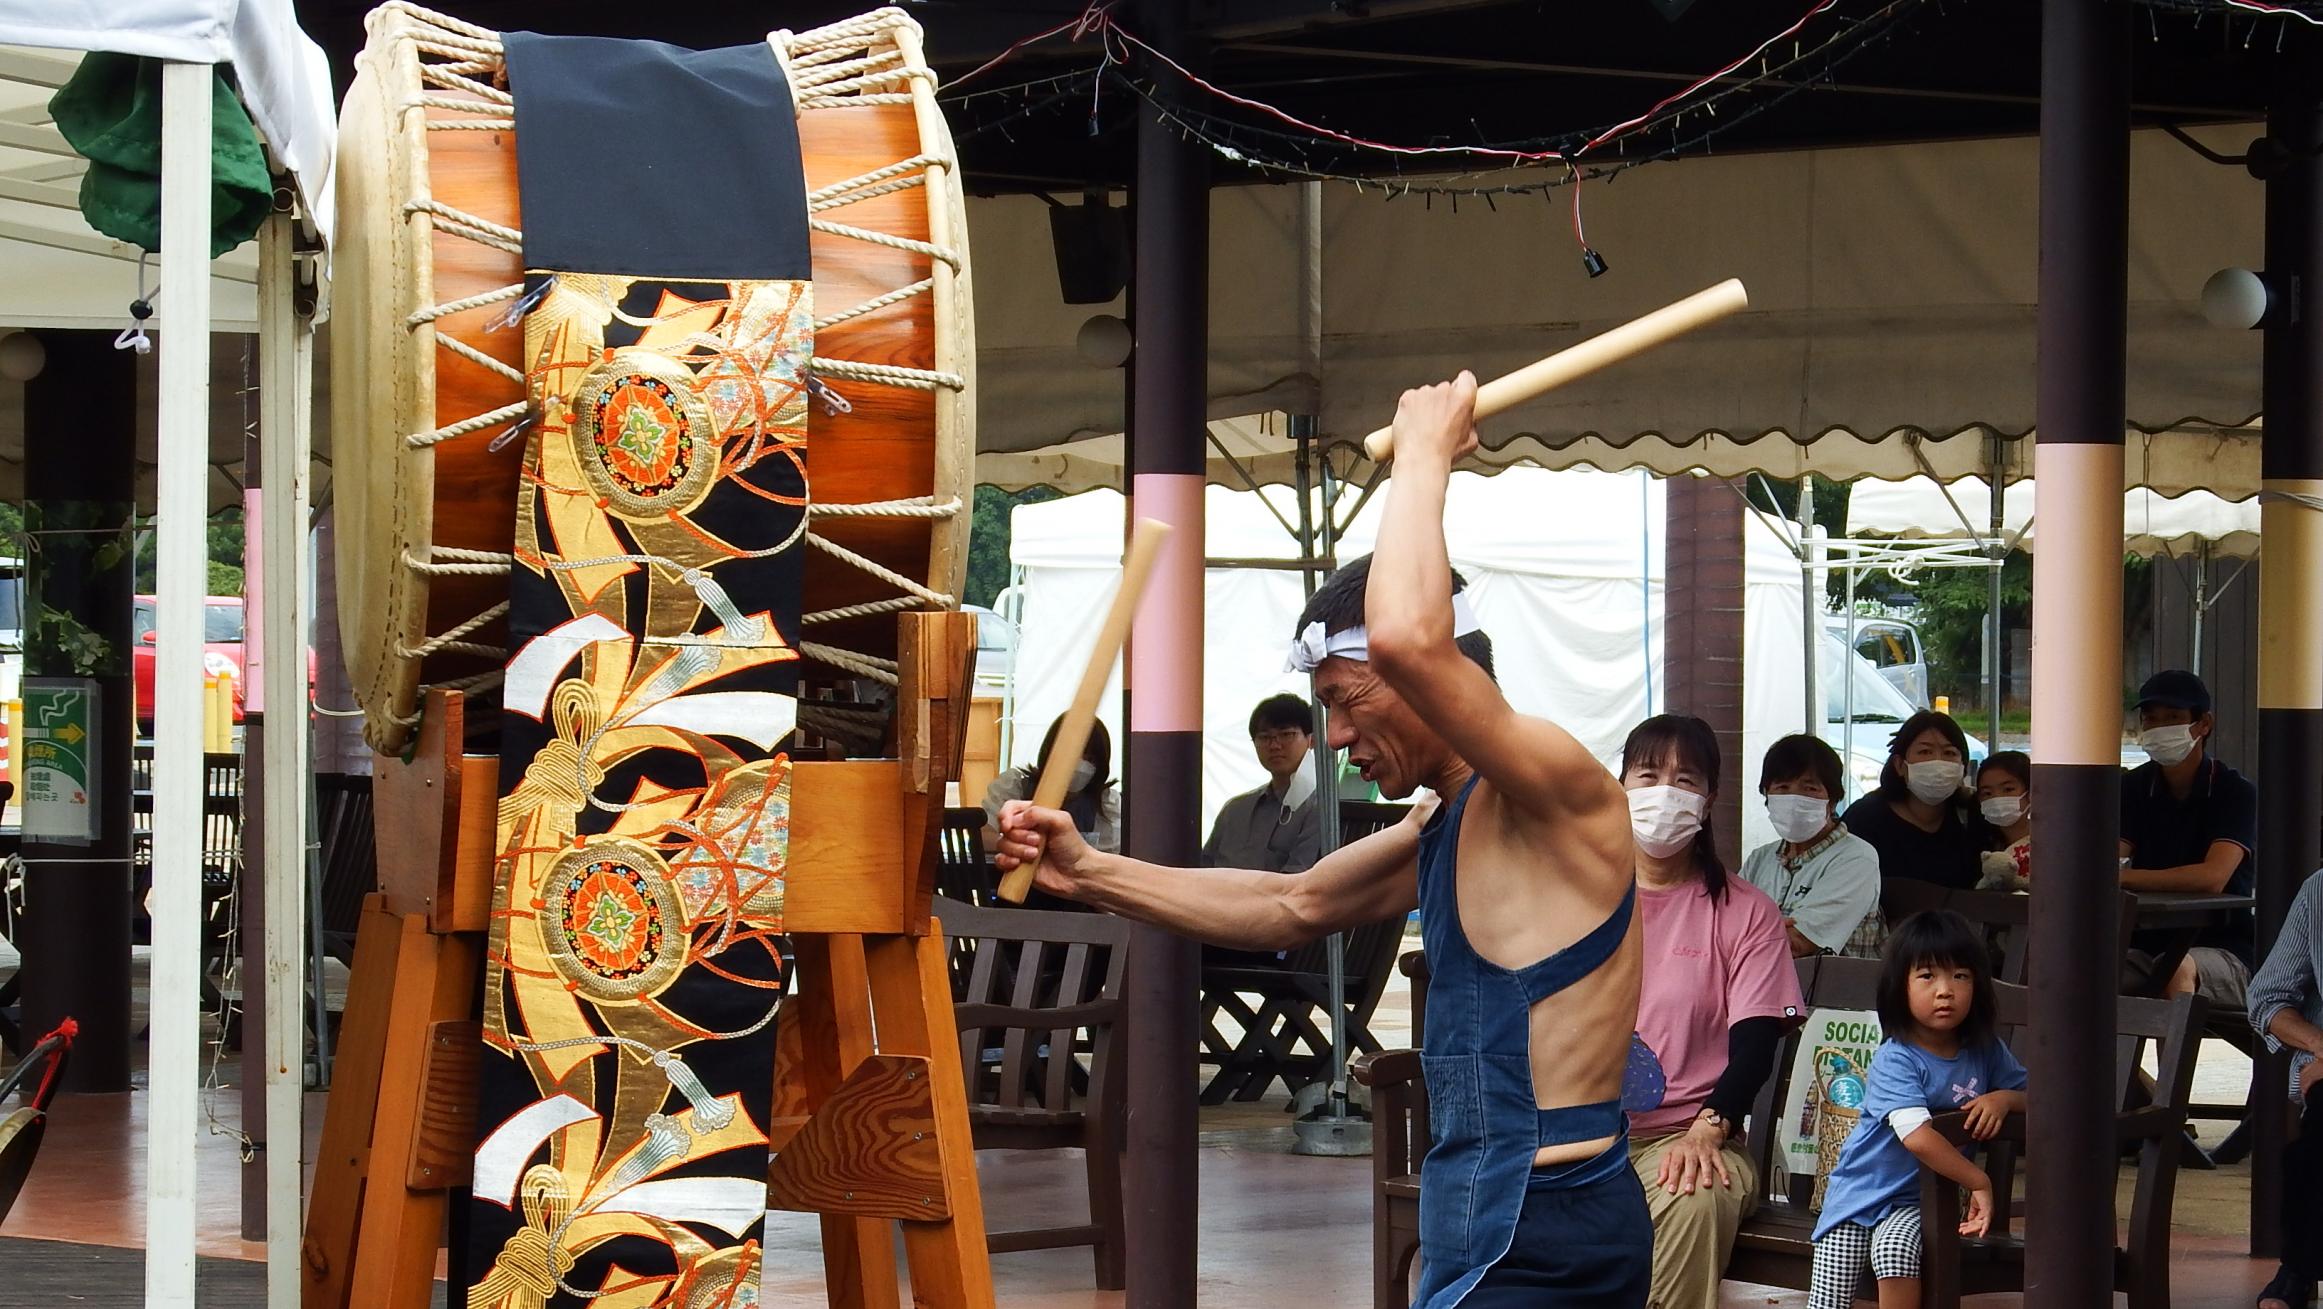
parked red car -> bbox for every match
[130,595,316,728]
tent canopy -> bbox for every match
[971,125,2263,493]
[1006,468,1811,847]
[0,1,336,511]
[1846,475,2260,559]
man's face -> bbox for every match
[1252,723,1311,782]
[1311,657,1440,800]
[2137,703,2212,747]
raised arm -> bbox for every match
[1364,374,1626,823]
[993,797,1423,951]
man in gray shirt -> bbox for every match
[1201,693,1324,873]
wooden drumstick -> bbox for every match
[994,517,1174,904]
[1362,278,1750,462]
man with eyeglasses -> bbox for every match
[1202,693,1324,874]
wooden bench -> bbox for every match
[939,896,1131,1289]
[1728,955,2204,1309]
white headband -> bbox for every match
[1286,593,1483,673]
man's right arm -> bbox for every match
[997,799,1423,951]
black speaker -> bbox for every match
[1050,195,1130,305]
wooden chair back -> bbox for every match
[940,897,1130,1114]
[936,807,993,906]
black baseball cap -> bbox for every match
[2135,669,2212,716]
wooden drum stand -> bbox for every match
[302,612,994,1308]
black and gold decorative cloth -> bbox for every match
[464,35,808,1309]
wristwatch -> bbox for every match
[1696,1107,1729,1138]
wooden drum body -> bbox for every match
[333,3,973,755]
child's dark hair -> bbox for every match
[1978,750,2031,791]
[1294,554,1496,681]
[1877,910,1997,1049]
[1620,713,1727,900]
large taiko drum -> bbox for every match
[332,2,973,755]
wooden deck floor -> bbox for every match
[0,1081,2288,1307]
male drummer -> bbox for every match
[994,373,1649,1307]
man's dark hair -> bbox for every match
[1876,909,1999,1050]
[1249,693,1313,737]
[1758,733,1844,800]
[1876,709,1973,801]
[1620,713,1727,900]
[1293,554,1496,681]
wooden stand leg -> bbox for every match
[865,931,995,1309]
[790,934,903,1309]
[302,896,398,1309]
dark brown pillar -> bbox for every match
[2027,0,2129,1301]
[1120,0,1206,1301]
[2252,43,2323,1259]
[1662,476,1745,861]
[16,330,140,1091]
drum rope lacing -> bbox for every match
[378,4,970,736]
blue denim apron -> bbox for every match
[1411,777,1639,1309]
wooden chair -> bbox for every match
[938,896,1131,1289]
[0,1016,74,1222]
[936,805,996,907]
[1729,956,2205,1309]
[314,773,377,969]
[1351,1047,1425,1309]
[1198,801,1411,1104]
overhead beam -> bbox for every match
[0,216,260,284]
[0,47,77,90]
[1217,39,2249,119]
[0,118,74,157]
[0,173,80,210]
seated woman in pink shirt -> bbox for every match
[1618,714,1807,1309]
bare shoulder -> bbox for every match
[1463,766,1633,902]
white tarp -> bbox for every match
[1846,475,2261,558]
[0,0,337,254]
[971,124,2262,491]
[1007,468,1812,850]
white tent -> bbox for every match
[1007,467,1812,851]
[0,4,331,1306]
[1846,474,2261,558]
[970,125,2264,491]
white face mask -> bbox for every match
[1904,759,1964,805]
[1979,795,2026,828]
[1765,794,1830,844]
[1629,785,1708,859]
[1069,760,1097,792]
[2139,724,2198,768]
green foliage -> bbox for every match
[963,484,1062,609]
[208,560,245,596]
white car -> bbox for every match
[1820,631,1987,804]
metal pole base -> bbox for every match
[1290,1110,1373,1157]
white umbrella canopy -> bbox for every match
[978,412,2263,501]
[1846,474,2260,558]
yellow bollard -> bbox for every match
[1934,694,1951,717]
[203,670,236,753]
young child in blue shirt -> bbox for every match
[1809,910,2027,1309]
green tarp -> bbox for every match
[48,53,271,259]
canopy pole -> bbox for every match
[2027,1,2129,1301]
[1799,480,1819,735]
[2252,44,2323,1258]
[1988,433,2008,745]
[147,57,214,1309]
[256,202,315,1309]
